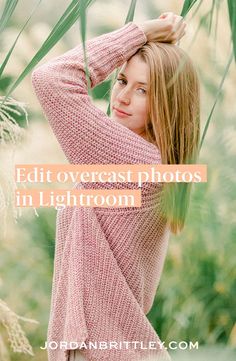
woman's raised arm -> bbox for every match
[31,15,185,165]
[31,22,160,165]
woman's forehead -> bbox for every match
[119,55,148,83]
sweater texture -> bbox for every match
[31,22,171,361]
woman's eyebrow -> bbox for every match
[119,72,147,85]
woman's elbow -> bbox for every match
[31,64,57,98]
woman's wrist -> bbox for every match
[137,22,151,41]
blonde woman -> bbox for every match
[32,12,200,361]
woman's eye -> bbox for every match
[116,79,146,94]
[137,88,146,94]
[117,78,126,85]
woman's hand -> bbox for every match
[138,12,186,44]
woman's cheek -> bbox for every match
[136,97,147,113]
[110,86,117,104]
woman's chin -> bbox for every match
[112,115,126,126]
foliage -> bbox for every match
[147,106,236,356]
[0,0,236,359]
[227,0,236,60]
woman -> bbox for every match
[32,12,200,361]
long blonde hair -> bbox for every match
[136,42,200,234]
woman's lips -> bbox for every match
[113,107,131,117]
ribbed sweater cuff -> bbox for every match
[108,21,147,60]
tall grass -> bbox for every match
[228,0,236,59]
[80,0,91,95]
[181,0,199,17]
[0,0,42,78]
[0,0,18,34]
[106,0,138,115]
[0,0,95,357]
[1,0,95,104]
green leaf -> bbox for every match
[0,75,12,92]
[80,0,87,42]
[188,0,203,21]
[92,80,111,101]
[125,0,137,24]
[79,0,91,96]
[199,51,234,150]
[0,0,18,34]
[208,0,216,35]
[213,0,221,45]
[1,0,95,104]
[180,0,199,17]
[227,0,236,61]
[0,0,42,79]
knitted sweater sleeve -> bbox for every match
[31,22,161,165]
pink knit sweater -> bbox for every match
[32,22,171,361]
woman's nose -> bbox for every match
[117,89,131,105]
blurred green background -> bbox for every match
[0,0,236,360]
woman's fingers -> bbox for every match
[158,13,167,19]
[170,17,186,43]
[172,15,185,32]
[165,12,177,26]
[139,13,187,43]
[159,12,175,20]
[173,22,187,43]
[162,13,185,41]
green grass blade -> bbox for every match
[107,0,138,115]
[214,0,220,44]
[0,0,18,34]
[2,0,95,103]
[125,0,137,24]
[227,0,236,61]
[80,0,91,96]
[208,0,216,35]
[0,0,42,78]
[80,0,87,42]
[180,0,199,17]
[199,51,234,150]
[46,0,83,42]
[188,0,203,21]
[39,0,94,47]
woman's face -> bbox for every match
[110,54,149,139]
